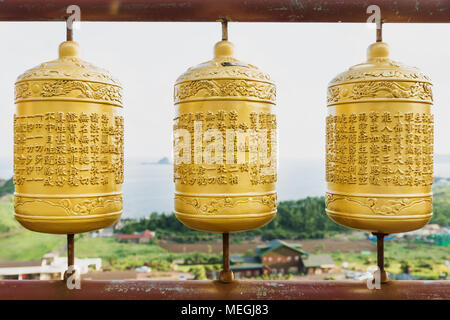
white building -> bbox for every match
[0,253,101,280]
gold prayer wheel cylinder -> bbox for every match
[13,41,124,234]
[326,41,434,234]
[173,40,277,233]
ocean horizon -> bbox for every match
[2,156,450,219]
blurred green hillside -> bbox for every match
[0,200,20,233]
[432,185,450,226]
[0,177,13,198]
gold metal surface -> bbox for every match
[173,40,277,233]
[326,41,433,233]
[13,41,124,234]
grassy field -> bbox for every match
[177,264,220,273]
[0,231,65,261]
[71,236,223,271]
[329,241,450,279]
[0,198,64,261]
[0,199,66,261]
[73,236,168,270]
[0,231,198,271]
[0,199,21,233]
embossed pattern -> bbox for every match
[326,111,433,187]
[15,195,123,216]
[325,193,432,216]
[174,110,277,186]
[13,41,124,234]
[325,41,434,233]
[327,81,433,105]
[174,194,277,215]
[174,79,276,104]
[14,112,124,188]
[15,80,122,106]
[173,39,277,233]
[329,69,431,85]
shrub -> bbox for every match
[189,266,207,280]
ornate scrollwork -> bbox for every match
[327,81,432,105]
[175,193,277,215]
[14,195,123,216]
[174,79,276,104]
[15,79,123,106]
[329,69,431,85]
[325,193,432,216]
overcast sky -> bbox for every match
[0,22,449,161]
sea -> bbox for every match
[1,156,450,219]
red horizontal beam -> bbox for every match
[0,280,449,300]
[0,0,449,22]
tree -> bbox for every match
[189,266,207,280]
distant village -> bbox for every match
[0,221,448,281]
[389,224,450,245]
[92,224,156,244]
[0,237,337,281]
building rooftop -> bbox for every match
[116,229,153,240]
[254,239,307,257]
[116,234,141,240]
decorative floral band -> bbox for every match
[175,193,277,215]
[14,194,123,216]
[174,79,276,104]
[327,81,433,105]
[325,192,432,216]
[15,79,123,107]
[329,69,431,86]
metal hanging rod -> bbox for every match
[0,0,448,23]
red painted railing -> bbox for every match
[0,0,448,22]
[0,280,449,300]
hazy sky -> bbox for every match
[0,22,449,161]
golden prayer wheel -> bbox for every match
[13,41,124,234]
[173,39,277,233]
[325,41,434,234]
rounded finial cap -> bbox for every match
[214,40,234,58]
[367,41,390,59]
[59,41,80,58]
